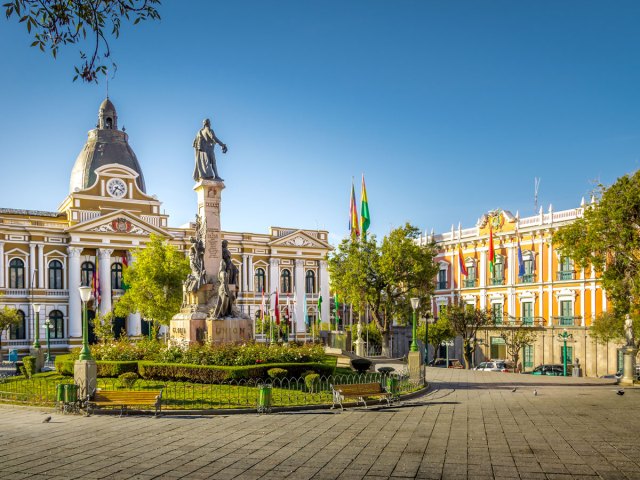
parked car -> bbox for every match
[474,360,515,372]
[529,364,574,376]
[429,358,464,368]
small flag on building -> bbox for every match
[488,225,495,274]
[458,246,468,276]
[517,237,525,277]
[275,290,280,325]
[317,295,323,326]
[92,254,101,307]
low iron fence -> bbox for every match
[0,372,422,410]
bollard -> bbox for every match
[257,384,272,414]
[64,384,78,404]
[386,377,398,398]
[55,384,65,403]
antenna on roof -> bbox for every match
[534,177,541,214]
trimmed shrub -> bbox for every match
[55,354,75,375]
[350,358,372,374]
[138,361,333,384]
[22,356,36,378]
[54,354,138,377]
[118,372,139,389]
[267,368,288,380]
[304,373,320,392]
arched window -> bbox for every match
[48,260,64,289]
[81,261,95,287]
[9,259,25,289]
[111,262,123,290]
[255,268,266,293]
[305,270,316,294]
[9,310,26,340]
[491,255,504,285]
[280,269,292,294]
[49,310,64,339]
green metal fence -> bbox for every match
[0,372,422,411]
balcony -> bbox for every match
[554,316,580,326]
[520,274,535,284]
[556,271,575,281]
[436,281,448,290]
[491,316,545,327]
[2,289,28,297]
[463,279,477,288]
[490,277,504,286]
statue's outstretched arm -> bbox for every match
[211,129,228,153]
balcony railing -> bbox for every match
[490,277,504,286]
[520,274,535,284]
[436,281,448,290]
[490,316,545,327]
[463,279,477,288]
[556,271,575,281]
[554,316,580,326]
[3,289,28,297]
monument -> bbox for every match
[620,314,637,386]
[170,118,252,346]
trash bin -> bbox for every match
[55,384,65,403]
[64,384,78,403]
[257,384,272,414]
[386,377,398,397]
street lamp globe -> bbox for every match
[410,297,420,310]
[78,286,92,303]
[33,304,41,314]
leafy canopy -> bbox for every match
[443,305,493,369]
[0,306,22,346]
[418,317,456,352]
[4,0,161,82]
[114,234,190,326]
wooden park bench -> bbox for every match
[330,382,393,411]
[88,390,163,416]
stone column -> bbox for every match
[67,247,83,338]
[620,347,638,386]
[0,241,4,288]
[248,255,254,292]
[127,313,142,336]
[320,260,330,326]
[194,179,225,282]
[37,244,45,288]
[98,248,113,317]
[242,254,248,292]
[269,258,279,295]
[29,243,36,288]
[479,249,487,309]
[294,259,305,333]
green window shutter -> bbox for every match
[524,344,534,368]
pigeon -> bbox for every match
[617,389,625,396]
[42,416,52,423]
[533,389,538,396]
[511,387,517,393]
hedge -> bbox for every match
[138,361,334,384]
[54,354,138,377]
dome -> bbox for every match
[69,99,146,193]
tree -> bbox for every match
[418,316,456,359]
[329,223,439,357]
[4,0,161,82]
[589,311,640,350]
[443,305,493,369]
[498,328,539,372]
[553,170,640,340]
[114,235,190,334]
[0,306,22,358]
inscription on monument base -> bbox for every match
[206,318,253,345]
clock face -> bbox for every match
[107,178,127,198]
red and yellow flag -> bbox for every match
[488,225,495,274]
[349,181,360,239]
[458,246,468,276]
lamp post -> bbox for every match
[44,317,52,362]
[32,304,41,349]
[557,329,573,377]
[78,286,93,361]
[410,297,420,353]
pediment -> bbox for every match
[66,209,170,237]
[269,230,330,249]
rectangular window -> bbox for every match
[521,259,534,283]
[492,303,503,324]
[524,344,534,368]
[560,345,573,364]
[437,269,447,289]
[490,337,506,360]
[560,300,573,326]
[522,302,533,325]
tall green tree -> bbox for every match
[114,235,190,333]
[4,0,161,82]
[498,328,539,372]
[443,305,493,369]
[418,316,456,360]
[329,223,439,357]
[0,306,22,359]
[554,170,640,337]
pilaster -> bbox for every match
[37,244,44,288]
[98,248,114,317]
[320,260,330,326]
[67,247,83,338]
[294,259,305,332]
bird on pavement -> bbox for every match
[533,389,538,396]
[42,416,52,423]
[617,389,625,396]
[511,387,517,393]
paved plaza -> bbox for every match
[1,369,638,480]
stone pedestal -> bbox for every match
[206,318,253,345]
[74,359,97,400]
[170,312,208,346]
[29,348,44,373]
[354,338,366,357]
[408,351,422,383]
[620,346,638,386]
[194,179,225,282]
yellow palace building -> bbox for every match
[423,205,619,377]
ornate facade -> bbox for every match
[0,99,330,357]
[424,203,620,376]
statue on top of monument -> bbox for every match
[193,118,228,182]
[625,314,635,347]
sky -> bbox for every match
[1,1,639,245]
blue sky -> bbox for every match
[1,1,639,244]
